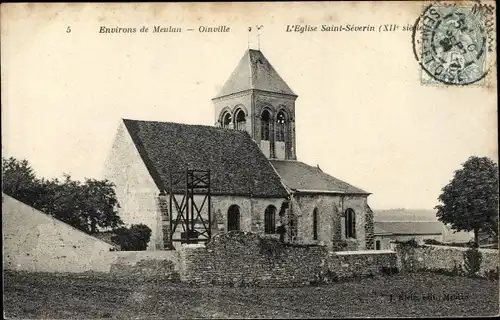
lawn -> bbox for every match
[3,270,499,319]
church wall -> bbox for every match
[211,195,286,235]
[103,121,163,251]
[293,194,372,250]
[163,194,287,250]
[254,92,297,160]
[213,93,253,133]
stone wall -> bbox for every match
[327,250,397,279]
[394,244,499,277]
[293,194,371,250]
[109,251,181,281]
[179,231,397,286]
[179,232,326,286]
[2,194,115,273]
[103,121,163,250]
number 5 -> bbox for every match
[67,26,71,33]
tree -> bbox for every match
[435,156,499,246]
[2,157,40,204]
[2,157,123,234]
[111,224,152,251]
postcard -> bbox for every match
[2,2,498,319]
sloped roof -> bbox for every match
[269,160,370,195]
[374,209,438,222]
[214,49,297,99]
[123,119,289,198]
[374,221,443,236]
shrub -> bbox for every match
[111,224,152,251]
[395,238,420,248]
[463,247,482,276]
[379,266,399,276]
[276,225,286,243]
[423,239,442,245]
[485,267,499,281]
[258,237,283,256]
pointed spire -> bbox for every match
[213,49,297,99]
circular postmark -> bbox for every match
[412,2,492,85]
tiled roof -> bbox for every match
[269,160,370,195]
[214,49,296,99]
[123,119,289,198]
[374,221,443,236]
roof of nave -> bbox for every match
[213,49,297,99]
[270,160,370,195]
[123,119,289,198]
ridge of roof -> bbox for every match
[214,49,297,99]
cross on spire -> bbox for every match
[248,25,264,50]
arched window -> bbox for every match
[345,209,356,239]
[261,110,271,140]
[235,109,246,131]
[264,205,277,234]
[313,208,319,240]
[376,240,381,250]
[276,110,286,142]
[222,112,232,129]
[227,205,240,231]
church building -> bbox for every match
[103,48,375,251]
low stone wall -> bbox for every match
[394,244,499,277]
[180,232,327,286]
[327,250,398,279]
[109,251,181,281]
[179,232,397,286]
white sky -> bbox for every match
[1,3,497,210]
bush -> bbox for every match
[111,224,152,251]
[463,247,482,276]
[395,238,419,248]
[485,267,499,281]
[379,266,399,276]
[423,239,442,245]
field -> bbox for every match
[3,271,499,319]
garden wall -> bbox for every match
[179,232,397,286]
[2,194,115,273]
[108,250,181,281]
[394,243,499,277]
[327,250,398,279]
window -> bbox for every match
[276,110,286,142]
[222,112,232,129]
[261,110,271,140]
[376,240,381,250]
[345,209,356,239]
[264,205,277,234]
[313,208,319,240]
[227,205,240,231]
[235,109,246,131]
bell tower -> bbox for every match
[212,49,298,160]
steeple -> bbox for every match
[212,49,298,161]
[214,49,297,99]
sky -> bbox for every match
[1,2,498,210]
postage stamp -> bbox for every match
[412,1,496,86]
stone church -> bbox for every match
[103,48,375,251]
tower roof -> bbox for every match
[214,49,297,99]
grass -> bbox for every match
[3,270,499,319]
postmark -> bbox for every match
[412,1,495,86]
